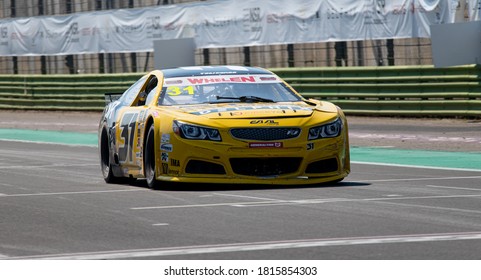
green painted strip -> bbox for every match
[351,146,481,171]
[1,128,480,171]
[0,129,97,147]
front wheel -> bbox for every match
[144,125,161,189]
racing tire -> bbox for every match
[144,125,161,190]
[100,128,119,183]
[100,128,134,184]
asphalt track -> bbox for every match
[0,114,480,259]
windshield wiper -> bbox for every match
[303,98,317,106]
[215,95,275,103]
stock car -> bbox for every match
[99,66,350,189]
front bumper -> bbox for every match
[155,131,350,185]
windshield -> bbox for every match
[158,74,301,105]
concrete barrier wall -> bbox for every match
[0,65,480,117]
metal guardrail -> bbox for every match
[273,64,481,118]
[0,73,140,111]
[0,65,480,117]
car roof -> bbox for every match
[161,65,273,78]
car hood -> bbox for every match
[166,102,338,119]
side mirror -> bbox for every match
[137,91,148,106]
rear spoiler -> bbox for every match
[104,93,123,105]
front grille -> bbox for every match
[185,160,226,174]
[230,157,302,176]
[230,127,301,141]
[305,158,338,174]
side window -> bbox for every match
[144,76,158,105]
[135,75,158,107]
[119,76,147,106]
[145,85,158,105]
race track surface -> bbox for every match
[0,110,480,259]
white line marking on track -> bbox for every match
[361,194,481,202]
[425,185,481,192]
[131,200,285,210]
[132,194,481,210]
[232,198,350,207]
[6,232,481,260]
[350,133,481,144]
[152,223,169,226]
[0,138,97,147]
[352,161,481,172]
[213,192,285,201]
[356,175,481,183]
[0,121,95,127]
[374,200,481,215]
[0,189,144,198]
[232,195,481,207]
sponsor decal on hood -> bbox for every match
[182,104,313,116]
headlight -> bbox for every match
[308,118,343,140]
[173,120,222,141]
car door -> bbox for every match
[115,75,159,176]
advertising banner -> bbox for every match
[0,0,456,56]
[468,0,481,20]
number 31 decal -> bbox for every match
[118,112,138,163]
[166,85,194,96]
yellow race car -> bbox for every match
[99,66,350,189]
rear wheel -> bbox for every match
[144,125,161,189]
[100,128,119,183]
[100,128,134,184]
